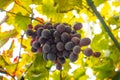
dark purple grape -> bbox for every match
[26,29,33,36]
[53,31,60,37]
[79,38,91,46]
[61,32,71,43]
[50,44,57,53]
[47,53,56,61]
[31,47,37,52]
[56,42,64,51]
[84,48,93,57]
[56,24,65,33]
[32,41,40,49]
[44,22,52,29]
[65,26,72,33]
[71,37,80,45]
[41,29,51,39]
[34,24,43,30]
[57,57,65,64]
[73,22,82,30]
[73,46,81,54]
[69,53,78,62]
[42,43,50,53]
[65,41,75,51]
[56,63,62,70]
[93,52,101,57]
[28,24,33,29]
[37,27,43,37]
[63,50,70,58]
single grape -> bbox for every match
[53,31,61,37]
[37,27,43,37]
[26,29,33,36]
[71,37,80,45]
[79,38,91,46]
[31,47,37,52]
[32,41,40,49]
[41,29,51,39]
[42,43,50,53]
[84,48,93,57]
[56,63,62,70]
[57,57,65,64]
[65,41,75,51]
[73,22,82,30]
[34,24,43,30]
[61,32,71,43]
[63,50,70,58]
[65,26,72,33]
[28,24,33,29]
[69,53,78,62]
[73,45,81,54]
[56,42,64,51]
[47,53,56,61]
[93,52,101,57]
[56,24,65,33]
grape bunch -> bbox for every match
[26,22,101,70]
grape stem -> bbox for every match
[86,0,120,50]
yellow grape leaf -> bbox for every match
[0,0,13,9]
[0,30,18,48]
[93,0,107,6]
[54,0,82,13]
[13,0,31,14]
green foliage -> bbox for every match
[0,30,18,48]
[0,0,13,9]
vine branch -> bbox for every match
[86,0,120,50]
[0,9,41,23]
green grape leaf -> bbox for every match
[93,0,107,6]
[91,33,109,51]
[54,0,82,13]
[25,54,49,80]
[15,12,30,30]
[0,0,13,9]
[73,68,86,80]
[0,30,18,48]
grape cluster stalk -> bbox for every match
[26,22,101,70]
